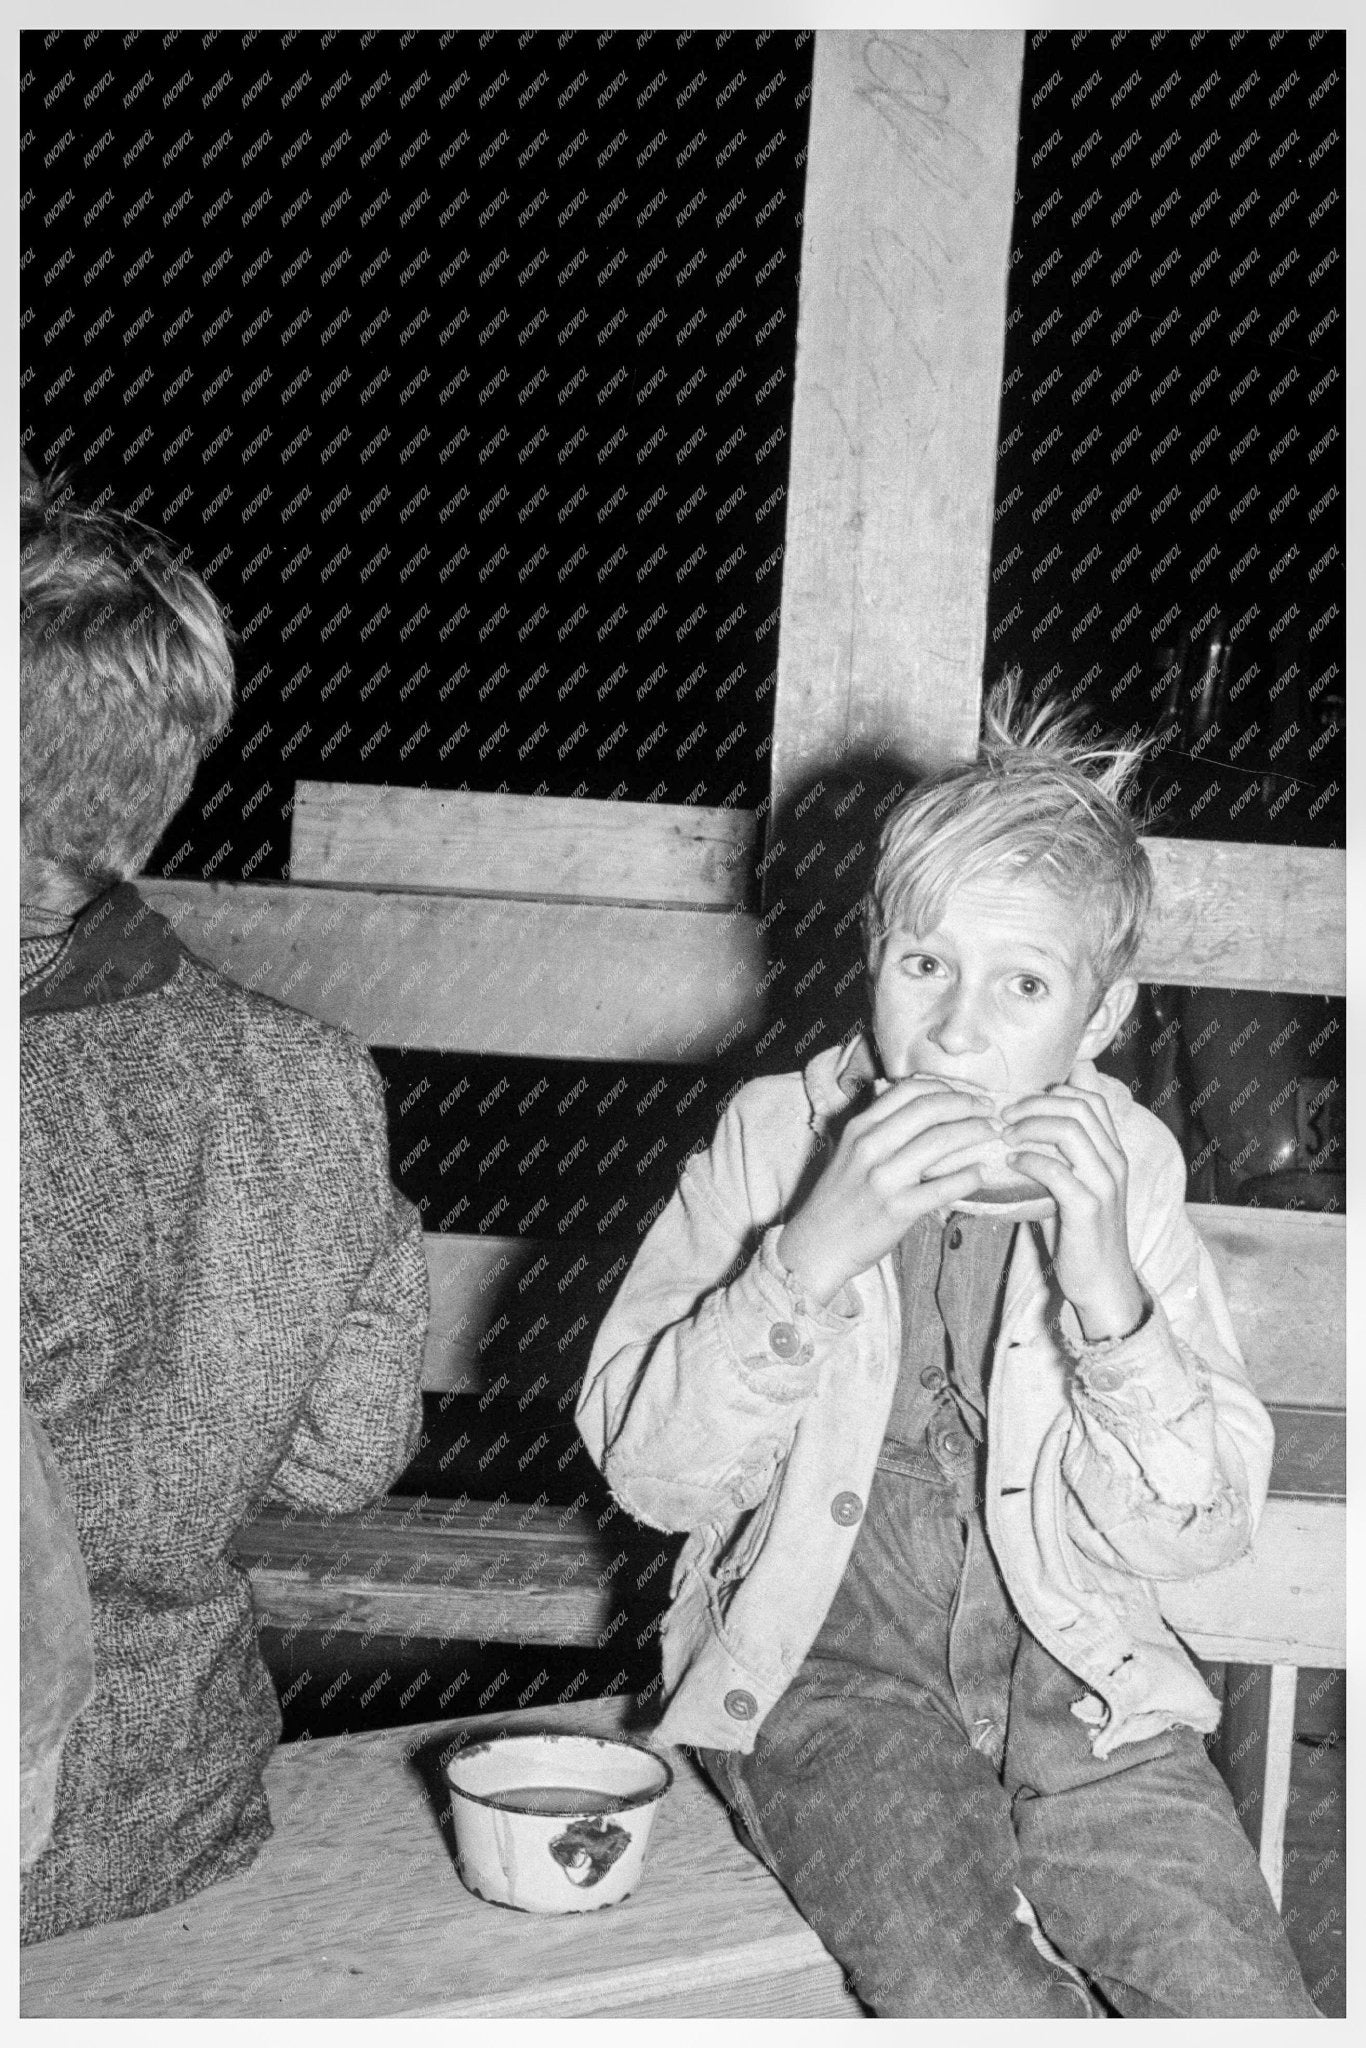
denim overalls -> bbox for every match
[698,1212,1316,2018]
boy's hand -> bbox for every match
[777,1078,998,1307]
[1001,1076,1147,1341]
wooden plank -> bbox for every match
[233,1497,675,1647]
[285,791,1339,994]
[289,782,758,911]
[417,1209,1343,1404]
[1163,1499,1344,1668]
[1192,1204,1344,1407]
[235,1417,1341,1651]
[1134,841,1344,996]
[1264,1407,1344,1501]
[143,843,1341,1067]
[1258,1664,1298,1910]
[1208,1664,1275,1859]
[20,1698,862,2018]
[422,1234,539,1394]
[769,30,1022,820]
[139,879,766,1062]
[1210,1661,1299,1912]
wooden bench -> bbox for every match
[19,1697,862,2018]
[20,27,1343,2014]
[159,786,1343,1918]
[160,39,1347,1855]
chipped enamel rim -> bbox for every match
[444,1731,674,1816]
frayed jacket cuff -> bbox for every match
[1061,1293,1240,1524]
[722,1227,861,1402]
[1064,1293,1211,1426]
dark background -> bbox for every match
[22,26,1344,1247]
[992,26,1344,854]
[20,39,1345,1976]
[24,26,813,844]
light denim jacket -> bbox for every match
[577,1040,1273,1758]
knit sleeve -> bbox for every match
[264,1049,429,1513]
[20,1401,95,1870]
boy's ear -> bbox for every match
[1075,976,1139,1062]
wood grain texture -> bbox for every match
[421,1233,539,1393]
[233,1402,1339,1646]
[20,1698,862,2018]
[1208,1662,1275,1869]
[769,29,1023,820]
[1257,1663,1298,1910]
[290,781,759,910]
[233,1497,674,1646]
[1135,840,1344,995]
[1191,1204,1344,1407]
[142,845,1341,1078]
[1163,1498,1344,1667]
[416,1205,1344,1401]
[139,878,766,1062]
[1262,1406,1344,1501]
[1206,1662,1300,1908]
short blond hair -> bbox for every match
[20,467,235,889]
[863,676,1155,993]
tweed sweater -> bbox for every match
[20,1399,95,1870]
[20,884,429,1945]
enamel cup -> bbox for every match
[444,1730,672,1913]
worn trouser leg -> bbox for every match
[703,1680,1092,2017]
[697,1437,1093,2018]
[698,1420,1315,2017]
[1003,1632,1319,2018]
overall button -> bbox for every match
[919,1364,948,1390]
[947,1226,964,1251]
[935,1427,972,1463]
[724,1688,758,1721]
[830,1491,863,1526]
[768,1322,801,1359]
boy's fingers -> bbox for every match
[1006,1107,1113,1152]
[865,1120,1000,1203]
[855,1087,996,1148]
[913,1121,1005,1172]
[869,1073,993,1112]
[1003,1117,1117,1195]
[905,1163,984,1213]
[1004,1086,1106,1125]
[903,1121,1003,1185]
[1003,1098,1125,1178]
[1004,1148,1094,1204]
[1036,1081,1122,1150]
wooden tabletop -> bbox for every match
[21,1697,861,2019]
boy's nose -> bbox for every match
[928,992,989,1058]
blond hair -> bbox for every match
[20,467,235,889]
[863,676,1155,992]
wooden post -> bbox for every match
[768,29,1024,836]
[1211,1662,1299,1910]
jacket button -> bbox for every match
[830,1491,863,1526]
[1086,1361,1127,1392]
[948,1226,964,1251]
[919,1364,947,1389]
[724,1688,758,1720]
[768,1322,801,1359]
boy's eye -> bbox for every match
[1014,975,1048,999]
[903,953,942,977]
